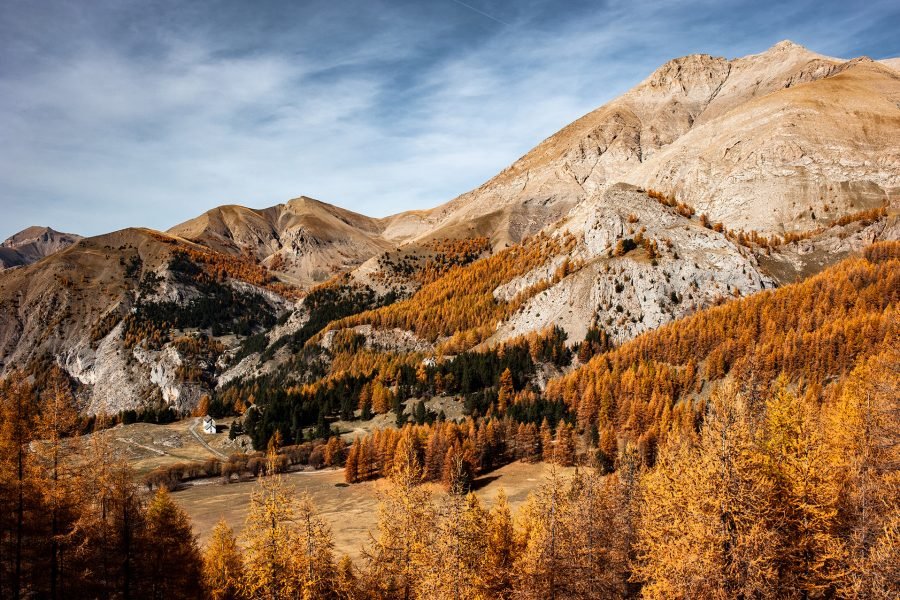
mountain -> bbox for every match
[0,40,897,416]
[0,227,292,413]
[167,196,405,289]
[0,226,82,269]
[401,41,897,246]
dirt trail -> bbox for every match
[188,418,229,459]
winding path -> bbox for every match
[188,417,229,460]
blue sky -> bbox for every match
[1,0,898,238]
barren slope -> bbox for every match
[625,59,900,232]
[407,41,896,246]
[168,196,416,288]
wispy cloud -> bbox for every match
[1,0,898,237]
[449,0,511,26]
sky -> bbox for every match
[1,0,899,239]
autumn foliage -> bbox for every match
[545,242,900,466]
[336,233,572,346]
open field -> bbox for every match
[78,418,577,561]
[80,417,244,478]
[173,461,575,562]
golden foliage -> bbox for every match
[336,233,568,345]
[545,243,900,465]
[203,519,244,600]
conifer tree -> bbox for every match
[0,373,37,600]
[363,430,433,599]
[416,492,488,599]
[334,554,359,600]
[344,438,360,483]
[33,368,81,600]
[497,368,514,413]
[539,419,553,462]
[241,455,304,599]
[514,468,577,599]
[634,384,779,598]
[759,378,844,596]
[482,489,516,599]
[293,492,338,598]
[142,487,204,599]
[203,518,245,600]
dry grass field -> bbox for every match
[172,461,575,562]
[80,417,244,477]
[78,419,575,562]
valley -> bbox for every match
[0,35,898,599]
[173,461,570,562]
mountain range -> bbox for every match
[0,40,897,414]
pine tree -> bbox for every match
[482,489,516,599]
[203,519,245,600]
[362,431,433,599]
[142,487,204,599]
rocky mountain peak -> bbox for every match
[767,39,807,53]
[640,53,731,98]
[2,225,78,248]
[0,225,82,270]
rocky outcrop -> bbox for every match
[490,186,774,345]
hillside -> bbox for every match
[168,196,423,288]
[0,227,293,413]
[545,240,899,462]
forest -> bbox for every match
[0,345,896,598]
[0,243,897,599]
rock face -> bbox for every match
[0,226,82,269]
[490,185,775,346]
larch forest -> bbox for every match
[0,6,899,600]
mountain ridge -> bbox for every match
[1,40,897,415]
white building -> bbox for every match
[202,415,216,435]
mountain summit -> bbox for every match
[404,40,897,246]
[0,226,82,269]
